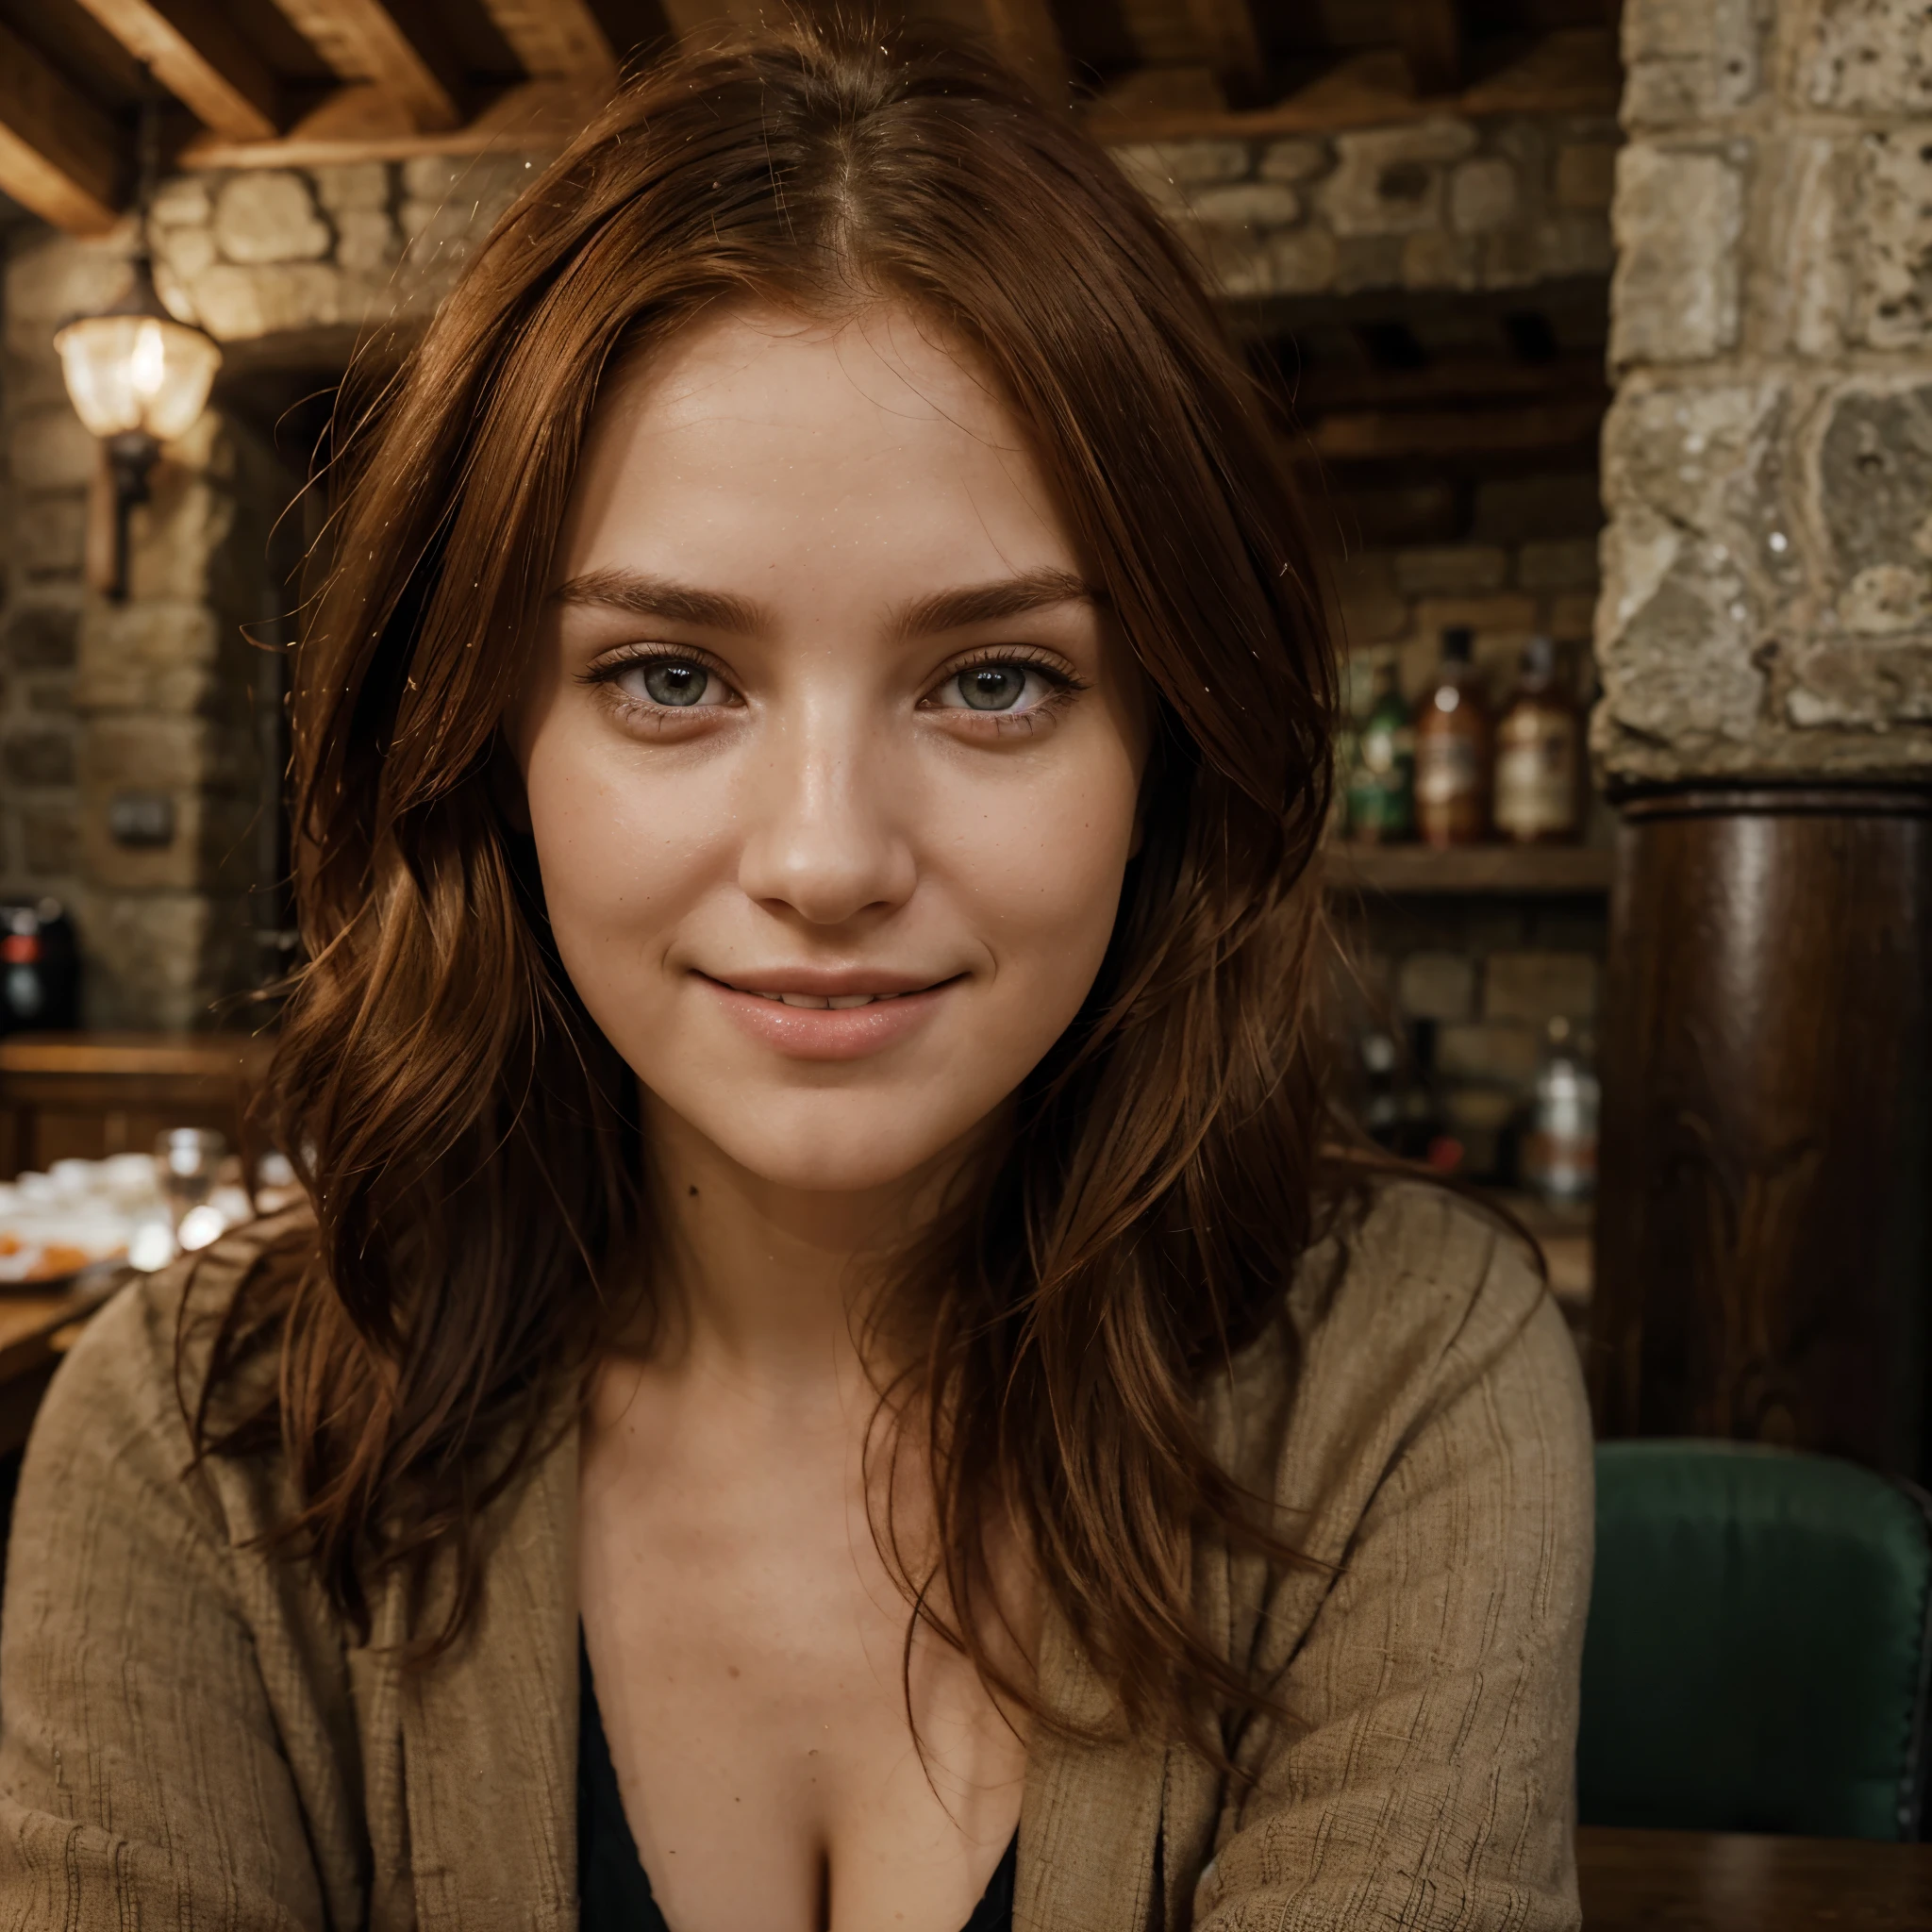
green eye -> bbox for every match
[956,665,1028,711]
[643,661,709,707]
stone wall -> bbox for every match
[0,115,1614,1028]
[1597,0,1932,783]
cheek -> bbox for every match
[520,730,726,978]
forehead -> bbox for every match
[560,302,1078,580]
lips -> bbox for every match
[699,971,956,1061]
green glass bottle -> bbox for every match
[1346,655,1415,842]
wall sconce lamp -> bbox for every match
[55,257,221,603]
[52,98,221,603]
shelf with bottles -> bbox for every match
[1324,841,1613,896]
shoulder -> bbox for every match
[1216,1175,1588,1521]
[22,1208,313,1524]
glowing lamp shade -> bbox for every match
[53,256,222,600]
[55,310,221,442]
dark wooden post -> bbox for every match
[1589,788,1932,1477]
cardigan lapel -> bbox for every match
[400,1420,581,1930]
[1016,1602,1167,1932]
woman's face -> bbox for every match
[510,304,1147,1195]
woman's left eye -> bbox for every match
[610,658,730,708]
[931,662,1053,713]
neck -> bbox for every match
[631,1090,984,1395]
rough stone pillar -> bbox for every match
[1592,0,1932,1474]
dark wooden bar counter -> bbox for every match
[1578,1825,1932,1929]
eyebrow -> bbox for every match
[550,569,770,634]
[549,564,1099,641]
[891,568,1101,641]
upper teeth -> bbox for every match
[750,991,903,1008]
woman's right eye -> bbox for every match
[612,658,730,708]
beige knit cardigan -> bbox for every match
[0,1181,1592,1931]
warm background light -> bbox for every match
[54,310,221,442]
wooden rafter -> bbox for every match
[1395,0,1463,97]
[0,18,123,235]
[475,0,617,85]
[1181,0,1269,107]
[268,0,463,132]
[71,0,280,141]
[982,0,1069,105]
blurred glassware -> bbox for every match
[1522,1017,1600,1203]
[157,1127,226,1229]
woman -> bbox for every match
[0,22,1591,1932]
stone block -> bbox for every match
[22,805,76,876]
[1451,158,1518,233]
[313,162,391,212]
[1108,141,1251,191]
[1548,591,1601,641]
[1334,235,1407,294]
[1436,1020,1541,1086]
[1785,636,1932,727]
[1256,229,1339,296]
[214,173,331,265]
[1319,121,1478,237]
[1796,0,1932,112]
[1474,474,1606,543]
[1402,230,1480,291]
[1857,132,1932,350]
[4,731,75,788]
[187,261,345,341]
[12,408,95,493]
[1818,382,1932,636]
[148,176,210,227]
[1518,539,1601,590]
[1189,181,1302,230]
[335,208,398,278]
[1484,951,1599,1024]
[4,602,78,671]
[1332,552,1407,645]
[1397,950,1476,1022]
[1258,140,1327,183]
[3,230,132,354]
[1396,546,1507,595]
[80,889,254,1030]
[77,601,222,714]
[152,222,217,285]
[1556,142,1618,209]
[1610,145,1743,365]
[1622,0,1763,125]
[11,495,86,579]
[27,676,73,714]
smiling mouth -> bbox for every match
[742,990,905,1009]
[704,972,956,1011]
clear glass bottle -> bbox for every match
[1414,625,1492,848]
[1521,1017,1599,1203]
[1493,636,1584,844]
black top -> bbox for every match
[578,1632,1017,1932]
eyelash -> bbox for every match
[581,644,1086,732]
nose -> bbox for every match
[735,708,917,926]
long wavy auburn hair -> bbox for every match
[196,15,1353,1754]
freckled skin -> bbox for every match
[510,306,1146,1932]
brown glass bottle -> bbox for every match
[1493,636,1584,844]
[1413,625,1491,848]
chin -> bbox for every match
[663,1087,988,1198]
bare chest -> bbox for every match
[577,1384,1027,1932]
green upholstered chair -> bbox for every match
[1578,1440,1932,1841]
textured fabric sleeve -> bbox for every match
[1193,1220,1594,1932]
[0,1271,328,1932]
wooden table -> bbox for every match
[0,1275,116,1457]
[1578,1825,1932,1929]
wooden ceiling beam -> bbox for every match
[268,0,463,131]
[70,0,281,140]
[476,0,617,86]
[0,18,124,235]
[1181,0,1270,107]
[1395,0,1463,96]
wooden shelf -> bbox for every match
[1324,843,1614,896]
